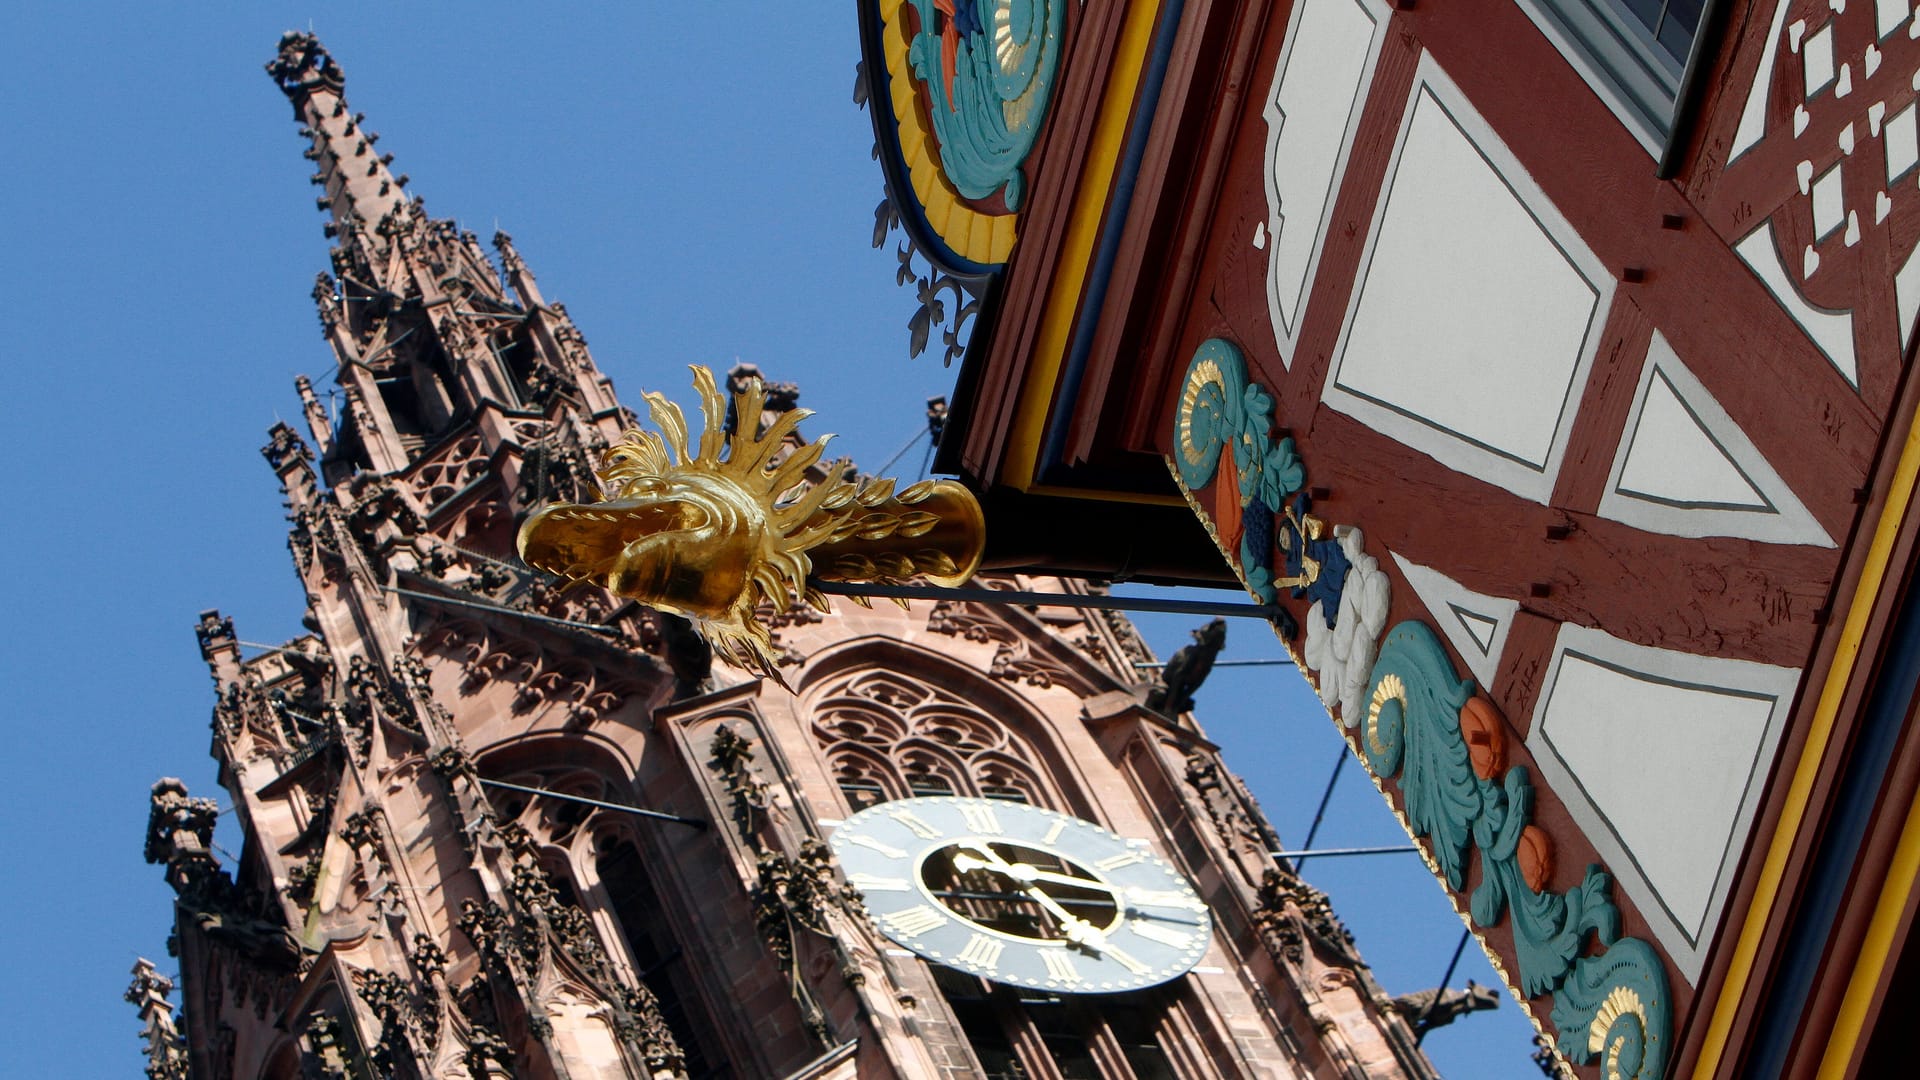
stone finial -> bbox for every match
[194,610,237,666]
[126,959,188,1080]
[144,777,218,867]
[266,31,342,97]
[493,230,525,275]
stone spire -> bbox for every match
[266,32,409,278]
[268,31,627,491]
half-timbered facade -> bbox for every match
[860,0,1920,1076]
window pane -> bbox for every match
[1657,0,1705,64]
[597,837,732,1078]
[1025,999,1102,1079]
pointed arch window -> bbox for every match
[805,660,1183,1080]
[485,761,733,1078]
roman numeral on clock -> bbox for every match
[959,803,1002,834]
[1042,819,1068,845]
[881,905,948,939]
[1104,945,1151,976]
[848,873,911,892]
[955,934,1004,969]
[848,834,908,859]
[1040,948,1082,984]
[887,808,942,840]
[1095,850,1147,871]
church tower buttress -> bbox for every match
[138,33,1436,1080]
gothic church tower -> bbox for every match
[135,33,1433,1080]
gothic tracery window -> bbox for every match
[810,668,1058,813]
[806,659,1182,1080]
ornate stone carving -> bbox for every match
[1147,618,1226,716]
[1390,982,1501,1037]
[708,725,770,843]
[126,959,189,1080]
[750,841,853,1046]
[812,666,1056,807]
[1255,868,1359,968]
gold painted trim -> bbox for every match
[1816,781,1920,1078]
[878,0,1018,265]
[1001,0,1164,491]
[1692,401,1920,1077]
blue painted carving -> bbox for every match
[1174,338,1246,492]
[1174,338,1305,527]
[907,0,1065,210]
[1240,497,1277,603]
[1172,337,1672,1075]
[1361,622,1673,1079]
[1276,494,1349,614]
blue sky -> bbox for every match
[1,6,1539,1075]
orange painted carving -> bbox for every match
[1518,826,1555,894]
[1457,696,1507,780]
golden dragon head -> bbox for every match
[517,366,985,684]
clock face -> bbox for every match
[830,796,1211,993]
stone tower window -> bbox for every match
[485,756,733,1078]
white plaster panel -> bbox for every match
[1323,57,1611,503]
[1878,0,1912,38]
[1732,0,1794,161]
[1733,219,1858,385]
[1388,552,1518,690]
[1812,163,1846,238]
[1804,21,1837,96]
[1262,0,1389,361]
[1616,373,1766,510]
[1527,624,1799,983]
[1887,100,1918,180]
[1600,332,1834,546]
[1898,241,1920,352]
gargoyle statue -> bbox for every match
[1147,618,1227,716]
[1391,981,1501,1036]
[517,366,985,685]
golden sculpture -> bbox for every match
[517,367,985,683]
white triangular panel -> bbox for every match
[1616,369,1770,511]
[1389,554,1518,690]
[1600,333,1834,547]
[1451,606,1499,654]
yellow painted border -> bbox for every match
[1000,0,1164,493]
[879,0,1019,265]
[1692,405,1920,1077]
[1816,781,1920,1078]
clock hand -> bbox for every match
[952,847,1110,952]
[952,852,1117,896]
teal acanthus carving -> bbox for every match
[907,0,1065,210]
[1174,338,1304,508]
[1361,622,1673,1079]
[1174,339,1308,616]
